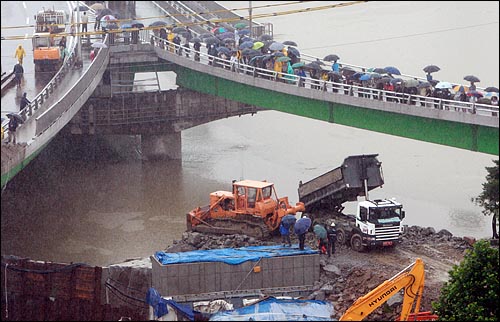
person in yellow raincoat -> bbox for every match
[14,45,26,65]
[274,58,283,80]
[167,29,175,53]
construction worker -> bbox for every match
[327,222,337,257]
[14,45,26,65]
[279,221,292,247]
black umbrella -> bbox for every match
[200,33,213,39]
[423,64,440,73]
[417,81,432,89]
[191,37,202,43]
[241,48,260,57]
[313,59,325,66]
[172,26,187,34]
[272,51,284,58]
[283,40,297,47]
[149,21,168,27]
[260,34,273,41]
[484,86,499,93]
[324,54,340,62]
[287,47,300,58]
[464,75,480,83]
[7,113,24,124]
[341,66,356,74]
[216,46,231,55]
[371,67,386,74]
[223,38,235,44]
[204,37,220,45]
[73,5,89,11]
[305,62,322,71]
[131,22,144,29]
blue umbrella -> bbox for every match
[384,66,401,75]
[359,74,371,81]
[238,29,250,36]
[239,40,254,50]
[121,23,133,29]
[294,217,311,235]
[282,215,297,229]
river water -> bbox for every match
[1,1,498,267]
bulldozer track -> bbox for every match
[192,215,272,239]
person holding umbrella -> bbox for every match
[294,215,311,250]
[280,221,292,247]
[313,224,328,254]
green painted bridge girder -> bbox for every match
[171,65,499,156]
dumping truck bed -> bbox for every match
[298,154,385,210]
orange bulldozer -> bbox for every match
[186,179,305,239]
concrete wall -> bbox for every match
[151,254,320,298]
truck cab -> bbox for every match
[355,198,405,249]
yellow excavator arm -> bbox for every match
[340,258,425,321]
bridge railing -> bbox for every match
[143,33,498,118]
[34,35,110,135]
[1,33,81,141]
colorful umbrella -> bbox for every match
[252,41,264,50]
[291,62,305,69]
[453,85,469,93]
[234,22,247,29]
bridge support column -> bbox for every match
[141,132,181,160]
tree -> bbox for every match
[473,159,499,239]
[432,240,499,321]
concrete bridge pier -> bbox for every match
[141,132,181,160]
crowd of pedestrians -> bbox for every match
[151,25,498,112]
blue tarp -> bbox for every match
[146,287,196,320]
[155,245,318,265]
[209,297,335,321]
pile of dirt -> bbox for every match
[165,225,474,320]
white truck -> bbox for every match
[298,154,405,252]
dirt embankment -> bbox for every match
[165,225,475,321]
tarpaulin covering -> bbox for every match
[146,287,196,320]
[155,245,318,265]
[209,297,335,321]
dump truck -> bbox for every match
[298,154,405,251]
[186,179,305,239]
[32,9,66,72]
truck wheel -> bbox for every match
[336,227,347,245]
[350,234,365,252]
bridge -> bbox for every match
[1,1,498,189]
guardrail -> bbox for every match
[34,35,110,135]
[143,32,498,118]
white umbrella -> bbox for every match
[100,15,117,23]
[91,42,107,48]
